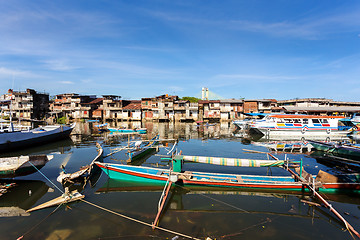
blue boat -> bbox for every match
[0,123,75,152]
[127,135,160,163]
[107,126,147,134]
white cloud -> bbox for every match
[42,60,78,71]
[168,86,184,92]
[0,67,37,78]
[58,81,75,85]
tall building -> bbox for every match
[1,89,49,120]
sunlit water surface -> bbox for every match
[0,122,359,240]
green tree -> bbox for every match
[180,96,201,103]
[57,117,67,124]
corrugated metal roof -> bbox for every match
[122,102,141,110]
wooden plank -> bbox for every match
[26,190,84,212]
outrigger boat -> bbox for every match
[107,126,147,134]
[308,140,360,159]
[95,155,360,193]
[247,114,353,140]
[96,151,360,237]
[95,153,360,236]
[127,135,160,163]
[57,143,103,185]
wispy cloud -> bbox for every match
[42,59,79,71]
[214,74,301,82]
[0,67,38,78]
[168,86,184,92]
[147,5,360,40]
[58,81,75,85]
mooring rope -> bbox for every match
[17,202,65,240]
[28,160,64,194]
[81,199,202,240]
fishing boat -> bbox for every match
[57,143,103,185]
[86,119,99,123]
[248,114,353,140]
[107,126,147,134]
[0,123,75,152]
[127,135,160,163]
[95,155,360,193]
[308,140,360,159]
[94,123,108,132]
[0,155,53,178]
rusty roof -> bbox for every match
[122,101,141,110]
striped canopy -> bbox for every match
[174,155,284,167]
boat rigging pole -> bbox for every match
[267,152,360,239]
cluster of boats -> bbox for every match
[0,122,78,213]
[2,116,360,238]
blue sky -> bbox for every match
[0,0,359,101]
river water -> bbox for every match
[1,122,359,240]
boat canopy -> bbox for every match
[174,155,284,167]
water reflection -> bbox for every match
[0,180,49,217]
[96,178,356,239]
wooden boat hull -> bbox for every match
[0,155,53,178]
[0,124,75,152]
[95,162,360,193]
[57,144,103,184]
[309,140,360,158]
[107,127,147,134]
[127,135,160,163]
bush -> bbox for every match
[57,117,67,124]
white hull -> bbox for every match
[253,128,350,141]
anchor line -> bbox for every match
[28,160,64,194]
[17,202,65,240]
[81,199,202,240]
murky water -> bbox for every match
[0,122,359,240]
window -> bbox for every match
[284,119,293,123]
[302,119,308,124]
[312,119,320,124]
[320,119,328,124]
[294,119,301,123]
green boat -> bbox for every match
[308,140,360,159]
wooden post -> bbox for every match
[152,181,172,229]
